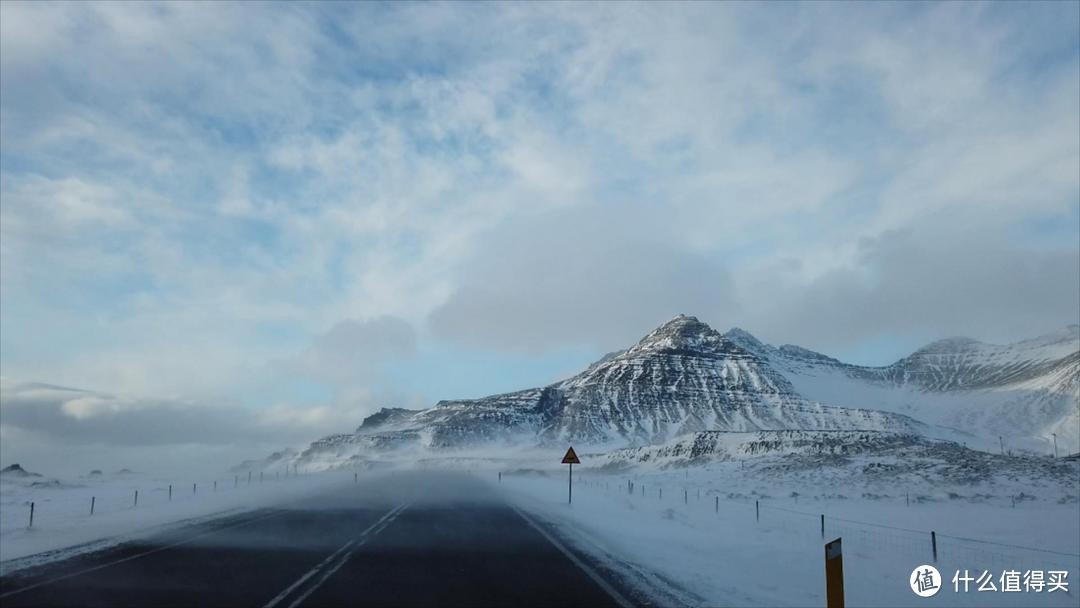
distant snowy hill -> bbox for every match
[724,325,1080,455]
[0,464,41,479]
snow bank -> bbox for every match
[500,468,1080,607]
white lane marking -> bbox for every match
[267,502,410,608]
[0,510,286,600]
[512,506,634,608]
[262,540,355,608]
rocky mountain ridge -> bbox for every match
[277,316,925,469]
[248,316,1077,472]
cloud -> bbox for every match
[737,223,1080,352]
[0,382,356,447]
[287,316,418,386]
[0,1,1076,427]
[428,205,739,352]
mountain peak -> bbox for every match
[654,314,712,335]
[630,315,726,354]
[608,315,766,364]
[658,313,704,329]
[723,327,766,351]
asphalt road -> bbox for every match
[0,472,634,607]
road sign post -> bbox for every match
[825,537,844,608]
[561,446,580,504]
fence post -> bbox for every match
[684,490,688,505]
[28,502,34,528]
[193,483,197,495]
[821,514,825,538]
[214,480,217,492]
[641,485,644,497]
[248,471,252,484]
[755,500,759,522]
[931,531,937,561]
[659,488,662,500]
[715,496,719,513]
[355,472,359,484]
[134,490,138,507]
[90,496,95,516]
[906,492,909,507]
[169,484,173,501]
[497,471,501,483]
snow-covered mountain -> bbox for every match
[726,325,1078,391]
[369,316,925,446]
[256,316,1077,472]
[724,325,1080,455]
[280,315,923,469]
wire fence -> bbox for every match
[569,474,1080,578]
[7,466,344,530]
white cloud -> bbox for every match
[287,317,418,387]
[0,381,332,445]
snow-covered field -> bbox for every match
[499,465,1080,607]
[3,457,1077,607]
[0,468,352,572]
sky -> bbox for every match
[1,2,1078,476]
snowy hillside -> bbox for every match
[592,430,1079,498]
[724,325,1080,455]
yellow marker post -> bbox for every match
[825,537,844,608]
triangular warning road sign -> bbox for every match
[561,446,581,464]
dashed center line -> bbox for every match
[264,502,410,608]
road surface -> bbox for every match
[0,471,636,607]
